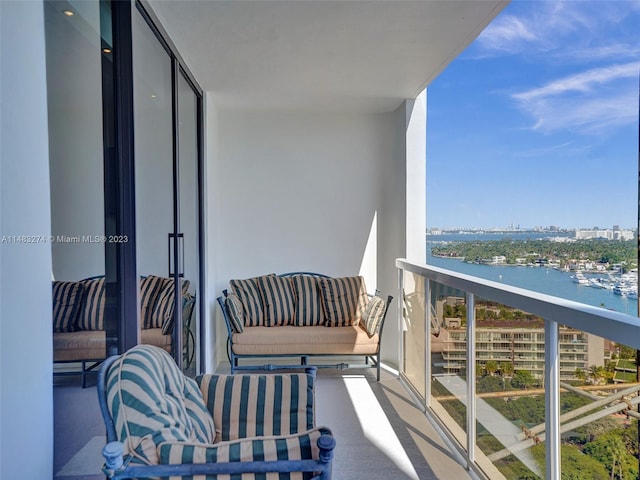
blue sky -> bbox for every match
[426,0,640,230]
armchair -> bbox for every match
[97,344,335,479]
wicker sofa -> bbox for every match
[218,272,392,380]
[53,275,193,387]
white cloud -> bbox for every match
[474,0,639,60]
[514,63,638,102]
[512,62,639,134]
[476,14,537,54]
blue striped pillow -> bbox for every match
[224,293,245,333]
[229,275,274,327]
[320,276,369,327]
[140,275,168,329]
[77,277,105,331]
[196,372,315,443]
[258,275,295,326]
[52,281,83,332]
[155,280,190,335]
[362,295,386,337]
[291,275,324,326]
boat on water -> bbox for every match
[571,272,589,285]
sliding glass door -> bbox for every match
[46,0,204,375]
[132,4,203,373]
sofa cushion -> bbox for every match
[224,293,245,333]
[197,372,315,443]
[140,275,169,329]
[231,325,379,356]
[77,277,105,331]
[362,295,386,337]
[291,275,325,327]
[319,276,369,327]
[229,275,274,327]
[105,344,215,465]
[52,281,83,333]
[258,275,296,326]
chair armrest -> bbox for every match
[196,371,316,442]
[102,428,335,479]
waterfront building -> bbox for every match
[575,228,635,241]
[433,297,608,381]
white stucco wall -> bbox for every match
[209,108,407,367]
[0,1,54,477]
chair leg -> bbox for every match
[82,361,87,388]
[376,354,381,382]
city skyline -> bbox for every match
[426,0,640,230]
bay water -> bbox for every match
[427,232,638,316]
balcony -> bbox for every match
[54,258,640,480]
[397,258,640,479]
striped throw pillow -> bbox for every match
[258,275,295,326]
[229,275,274,327]
[224,293,245,333]
[291,275,324,326]
[77,277,105,331]
[140,275,168,329]
[52,281,84,332]
[362,295,386,337]
[320,276,369,327]
[157,426,332,479]
[154,279,190,335]
[197,373,315,443]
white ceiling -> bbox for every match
[148,0,508,112]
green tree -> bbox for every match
[511,370,536,390]
[574,368,587,383]
[485,360,498,376]
[500,361,514,377]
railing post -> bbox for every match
[398,267,404,375]
[425,278,431,408]
[545,319,560,479]
[466,292,476,467]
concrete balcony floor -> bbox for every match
[53,365,475,480]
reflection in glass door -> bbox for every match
[132,4,203,373]
[178,71,200,376]
[132,7,178,363]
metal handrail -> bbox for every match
[396,258,640,349]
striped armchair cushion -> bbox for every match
[77,277,105,331]
[197,373,315,443]
[362,295,386,337]
[224,293,245,333]
[105,345,215,465]
[230,275,274,327]
[52,281,83,332]
[291,275,324,327]
[157,427,332,480]
[319,276,369,327]
[140,275,169,329]
[258,275,296,326]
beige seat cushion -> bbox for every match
[54,329,171,362]
[232,325,379,355]
[53,331,106,361]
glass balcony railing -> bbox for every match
[396,259,640,480]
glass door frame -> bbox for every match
[108,0,204,372]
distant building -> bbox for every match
[575,228,634,241]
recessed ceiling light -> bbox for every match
[151,94,157,99]
[102,48,112,54]
[63,10,74,17]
